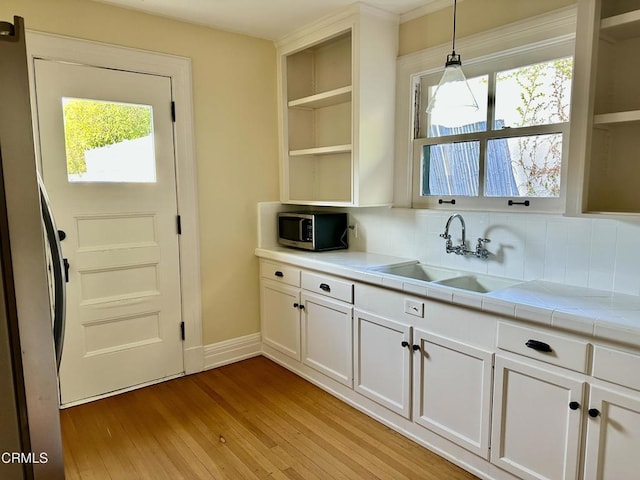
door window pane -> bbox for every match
[62,98,156,183]
[494,58,572,130]
[486,134,562,198]
[421,141,480,196]
[427,75,488,138]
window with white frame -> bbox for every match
[409,23,575,212]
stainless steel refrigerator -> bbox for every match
[0,16,65,480]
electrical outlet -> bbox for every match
[404,299,424,318]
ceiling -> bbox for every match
[90,0,449,40]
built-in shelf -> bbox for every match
[288,86,352,109]
[289,144,352,157]
[594,110,640,125]
[601,9,640,40]
[278,4,396,206]
[569,1,640,216]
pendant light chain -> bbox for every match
[452,0,457,54]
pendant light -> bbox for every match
[425,0,478,114]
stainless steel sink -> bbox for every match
[433,274,522,293]
[376,263,459,282]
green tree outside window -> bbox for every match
[63,99,152,174]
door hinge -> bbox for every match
[171,101,176,122]
[180,321,185,341]
[176,214,182,235]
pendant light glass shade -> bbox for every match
[425,1,479,114]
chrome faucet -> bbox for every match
[440,214,468,255]
[440,214,491,259]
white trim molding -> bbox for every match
[24,31,204,374]
[203,333,262,370]
[400,0,464,24]
[394,5,577,208]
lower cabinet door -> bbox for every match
[260,280,300,360]
[583,384,640,480]
[353,309,412,418]
[301,292,353,387]
[491,356,584,480]
[413,330,494,458]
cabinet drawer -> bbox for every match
[302,271,353,303]
[592,345,640,391]
[260,261,301,287]
[497,322,590,373]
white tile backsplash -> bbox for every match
[543,221,568,284]
[523,218,547,281]
[588,221,617,291]
[613,223,640,296]
[258,202,640,296]
[564,219,592,289]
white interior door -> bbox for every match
[33,59,184,405]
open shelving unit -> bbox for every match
[569,0,640,215]
[276,4,397,206]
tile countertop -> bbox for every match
[255,248,640,347]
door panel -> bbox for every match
[354,309,411,418]
[413,330,493,458]
[584,385,640,480]
[491,356,584,480]
[260,280,301,360]
[301,292,353,387]
[34,59,183,405]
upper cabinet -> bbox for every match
[568,0,640,215]
[276,4,398,206]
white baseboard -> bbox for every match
[203,333,262,370]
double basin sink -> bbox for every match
[374,263,522,294]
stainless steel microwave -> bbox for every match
[278,212,348,251]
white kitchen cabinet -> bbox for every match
[260,260,302,360]
[260,280,301,361]
[276,4,397,206]
[413,330,494,459]
[353,309,412,418]
[491,356,585,480]
[568,0,640,215]
[583,384,640,480]
[301,291,353,387]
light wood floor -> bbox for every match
[61,356,478,480]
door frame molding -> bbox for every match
[26,31,204,374]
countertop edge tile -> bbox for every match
[594,322,640,347]
[426,285,453,303]
[551,311,596,337]
[403,281,428,297]
[482,297,516,318]
[515,304,554,326]
[452,291,484,310]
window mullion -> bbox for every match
[480,72,498,197]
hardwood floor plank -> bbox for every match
[103,394,179,480]
[151,378,287,480]
[235,359,477,479]
[216,362,408,480]
[62,357,478,480]
[229,359,437,479]
[195,372,355,479]
[199,368,377,479]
